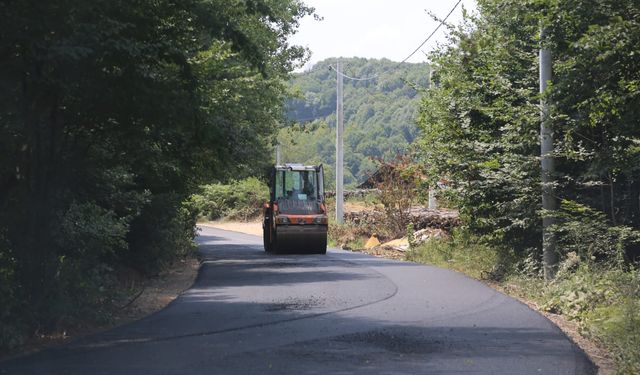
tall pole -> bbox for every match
[276,144,281,165]
[540,27,557,280]
[335,61,344,224]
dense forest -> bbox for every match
[0,0,310,347]
[281,58,429,187]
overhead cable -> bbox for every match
[399,0,463,64]
[329,0,464,81]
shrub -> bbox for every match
[406,229,507,280]
[372,157,421,238]
[192,177,269,221]
[127,194,198,275]
[48,201,130,326]
[328,221,371,250]
[553,200,640,265]
[0,233,27,348]
[584,268,640,375]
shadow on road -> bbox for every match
[0,227,596,375]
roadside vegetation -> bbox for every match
[0,0,311,350]
[4,0,638,373]
[407,1,640,373]
[324,2,640,368]
[192,178,269,222]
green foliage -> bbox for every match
[0,0,310,346]
[406,230,504,280]
[553,200,640,264]
[546,1,640,232]
[56,202,129,260]
[585,269,640,375]
[193,177,269,221]
[416,0,640,254]
[128,195,200,275]
[507,264,640,375]
[281,58,429,187]
[0,234,26,349]
[417,0,542,251]
[373,157,422,238]
[328,221,370,250]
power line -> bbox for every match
[399,0,463,64]
[328,0,464,81]
[328,67,379,81]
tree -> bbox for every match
[0,0,311,345]
[416,0,640,263]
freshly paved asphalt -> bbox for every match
[1,226,594,374]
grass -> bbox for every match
[503,265,640,375]
[405,230,503,279]
[328,222,370,250]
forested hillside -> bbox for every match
[0,0,310,348]
[281,58,430,187]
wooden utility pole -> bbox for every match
[335,61,344,224]
[540,27,557,280]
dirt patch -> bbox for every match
[202,220,262,237]
[344,201,374,213]
[1,256,200,361]
[115,256,200,323]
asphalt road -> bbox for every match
[1,226,594,374]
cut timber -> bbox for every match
[344,207,460,231]
[380,238,410,251]
[364,234,381,249]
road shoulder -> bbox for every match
[0,255,200,362]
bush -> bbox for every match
[553,200,640,264]
[406,229,508,280]
[584,268,640,375]
[328,221,371,250]
[192,177,269,221]
[48,201,130,326]
[372,157,421,238]
[0,233,27,348]
[127,194,198,275]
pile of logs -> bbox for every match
[407,207,460,231]
[344,207,460,232]
[325,189,379,199]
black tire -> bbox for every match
[263,223,271,252]
[313,236,327,254]
[271,229,279,254]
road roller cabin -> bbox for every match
[262,164,328,254]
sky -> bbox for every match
[289,0,477,71]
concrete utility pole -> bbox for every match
[540,27,557,280]
[335,61,344,224]
[275,144,281,165]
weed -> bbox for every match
[505,264,640,374]
[328,222,370,250]
[405,229,502,279]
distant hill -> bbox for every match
[280,58,430,188]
